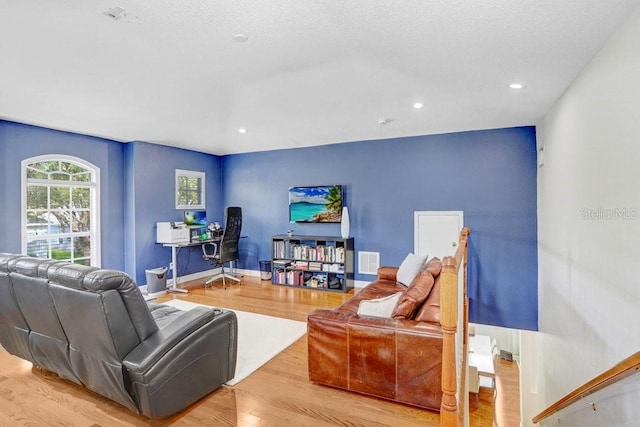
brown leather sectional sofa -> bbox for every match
[307,260,445,411]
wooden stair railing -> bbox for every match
[532,351,640,425]
[440,227,471,427]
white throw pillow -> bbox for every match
[357,292,403,318]
[396,253,429,286]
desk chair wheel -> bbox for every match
[205,272,241,289]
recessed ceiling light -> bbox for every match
[233,34,249,43]
[413,102,424,109]
[509,83,525,89]
[238,128,247,134]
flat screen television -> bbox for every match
[183,210,207,228]
[289,185,343,223]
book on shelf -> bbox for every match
[273,240,291,259]
[308,261,322,271]
[274,268,287,284]
[295,244,308,261]
[292,261,309,269]
[286,269,303,286]
[321,263,341,272]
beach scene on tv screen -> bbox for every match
[289,185,342,223]
[184,210,207,227]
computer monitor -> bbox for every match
[183,210,207,228]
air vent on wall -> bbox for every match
[358,251,380,275]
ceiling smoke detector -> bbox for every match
[104,6,126,20]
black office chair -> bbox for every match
[202,207,242,289]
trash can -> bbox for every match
[146,267,168,294]
[259,260,272,280]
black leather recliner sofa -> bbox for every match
[0,253,237,419]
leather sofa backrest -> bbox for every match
[414,273,441,323]
[0,253,32,361]
[6,255,81,383]
[413,257,443,322]
[48,263,159,343]
[0,254,160,410]
[46,263,159,409]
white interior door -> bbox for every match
[415,210,466,422]
[414,211,464,259]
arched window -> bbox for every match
[21,155,100,266]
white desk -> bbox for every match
[163,237,221,293]
[469,334,495,388]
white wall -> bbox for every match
[470,323,520,357]
[525,4,640,425]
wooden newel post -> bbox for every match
[440,256,459,427]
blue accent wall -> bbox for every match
[0,122,8,243]
[124,141,223,284]
[0,119,537,330]
[0,121,223,285]
[0,120,126,271]
[223,127,538,330]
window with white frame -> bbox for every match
[175,169,205,210]
[22,155,100,266]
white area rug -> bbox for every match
[162,299,307,386]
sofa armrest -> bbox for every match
[123,307,237,418]
[377,266,398,281]
[123,307,221,372]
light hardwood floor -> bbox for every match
[0,275,520,426]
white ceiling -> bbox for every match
[1,1,638,155]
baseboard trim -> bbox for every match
[143,269,365,292]
[156,267,261,289]
[354,280,368,289]
[165,268,221,288]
